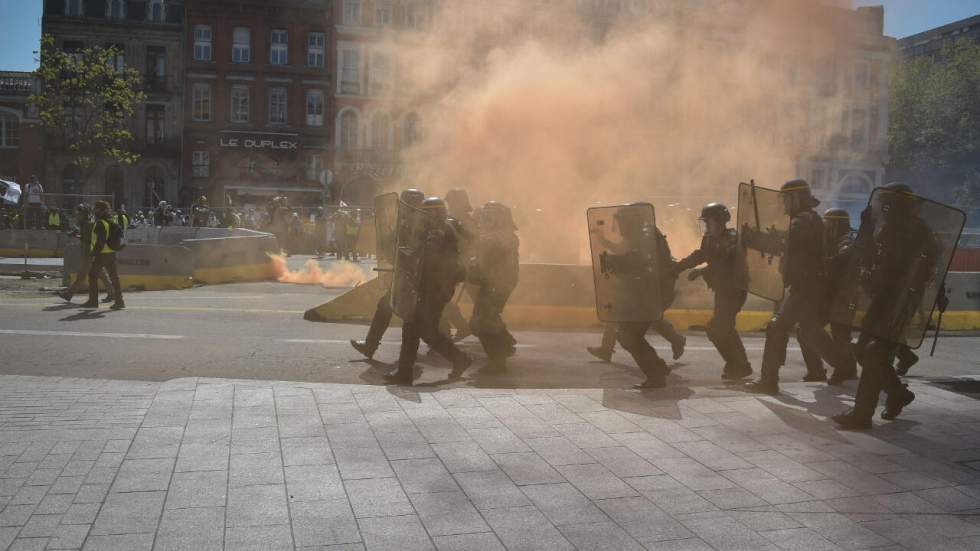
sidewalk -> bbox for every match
[0,375,979,551]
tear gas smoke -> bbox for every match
[269,254,372,287]
[382,0,872,262]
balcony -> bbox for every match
[142,76,176,96]
[0,72,36,97]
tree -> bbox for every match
[30,35,145,191]
[888,38,980,174]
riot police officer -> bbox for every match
[468,201,520,371]
[351,188,425,359]
[833,183,939,429]
[745,179,850,395]
[388,197,472,385]
[191,196,211,227]
[442,188,477,341]
[674,202,752,380]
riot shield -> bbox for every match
[735,182,790,302]
[390,200,428,321]
[587,203,662,323]
[373,192,399,290]
[828,188,965,348]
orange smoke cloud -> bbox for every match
[269,254,371,288]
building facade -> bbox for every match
[899,13,980,60]
[41,0,185,209]
[182,0,332,209]
[0,72,44,186]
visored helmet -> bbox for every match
[445,188,472,213]
[698,202,730,223]
[401,188,425,207]
[780,178,819,213]
[421,196,448,225]
[477,200,517,232]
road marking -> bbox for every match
[281,339,536,349]
[0,329,184,340]
[0,302,304,315]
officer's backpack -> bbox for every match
[106,220,126,251]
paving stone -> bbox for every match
[126,427,183,459]
[491,453,564,486]
[392,458,459,494]
[224,525,294,551]
[682,513,780,551]
[282,436,334,466]
[555,463,637,500]
[90,491,165,535]
[49,476,84,495]
[721,468,816,504]
[554,423,619,449]
[285,464,346,502]
[290,500,361,547]
[789,512,894,549]
[432,532,505,551]
[84,468,116,485]
[17,513,62,537]
[82,533,154,550]
[231,427,280,455]
[24,469,60,486]
[230,451,284,487]
[432,442,496,473]
[8,538,50,551]
[729,510,803,532]
[108,458,173,493]
[174,440,229,472]
[738,450,825,482]
[410,491,489,536]
[915,486,980,512]
[345,477,414,518]
[225,484,289,527]
[154,506,224,551]
[73,484,110,504]
[792,479,861,500]
[34,493,74,514]
[165,470,227,509]
[47,524,90,549]
[10,485,47,505]
[874,491,944,514]
[698,487,769,509]
[377,430,435,461]
[358,514,434,551]
[558,520,645,550]
[521,483,607,526]
[594,496,692,543]
[653,458,736,491]
[0,504,37,526]
[334,445,394,480]
[482,506,574,551]
[625,475,717,515]
[584,446,662,478]
[761,527,847,551]
[62,503,100,525]
[467,428,530,454]
[454,470,531,510]
[62,459,95,478]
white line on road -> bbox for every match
[0,329,185,340]
[281,339,535,349]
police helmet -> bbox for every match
[478,201,517,232]
[881,182,913,194]
[401,188,425,207]
[422,197,448,222]
[445,188,472,213]
[698,202,730,223]
[781,178,819,210]
[822,208,850,224]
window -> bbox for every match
[232,27,251,63]
[230,86,249,123]
[403,112,420,147]
[148,0,165,22]
[270,30,288,65]
[268,87,287,124]
[370,52,391,96]
[307,32,325,67]
[192,151,210,178]
[0,113,19,148]
[305,90,324,126]
[108,0,124,20]
[63,41,84,65]
[338,110,359,149]
[145,104,165,144]
[343,0,361,26]
[376,4,392,27]
[192,83,212,122]
[850,108,867,148]
[369,112,392,150]
[340,48,361,94]
[106,43,125,73]
[193,25,212,61]
[305,154,323,181]
[65,0,82,16]
[146,46,166,88]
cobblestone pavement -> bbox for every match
[1,375,979,551]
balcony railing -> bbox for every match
[142,76,175,95]
[0,74,36,97]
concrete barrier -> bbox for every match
[64,243,194,291]
[304,263,980,332]
[0,230,69,257]
[184,234,280,284]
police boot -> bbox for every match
[881,385,915,420]
[832,409,872,430]
[670,335,686,361]
[895,349,919,376]
[350,340,378,360]
[56,289,73,302]
[384,365,416,386]
[743,378,779,395]
[828,365,858,386]
[803,370,828,383]
[633,360,667,390]
[722,363,753,381]
[450,352,473,378]
[587,346,612,363]
[110,300,125,310]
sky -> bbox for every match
[0,0,979,72]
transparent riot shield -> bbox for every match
[828,188,965,348]
[373,192,399,290]
[587,203,662,323]
[735,182,790,302]
[390,201,428,321]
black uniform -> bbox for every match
[394,220,470,382]
[469,223,519,368]
[441,211,478,339]
[757,204,850,388]
[675,228,750,377]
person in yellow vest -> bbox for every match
[112,208,129,231]
[47,209,61,230]
[81,201,124,310]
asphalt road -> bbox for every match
[0,269,977,392]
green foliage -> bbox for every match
[29,35,145,186]
[888,38,980,174]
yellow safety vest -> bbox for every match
[112,213,128,231]
[90,219,114,254]
[49,211,60,227]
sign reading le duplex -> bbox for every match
[220,137,298,150]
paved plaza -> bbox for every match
[0,374,979,551]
